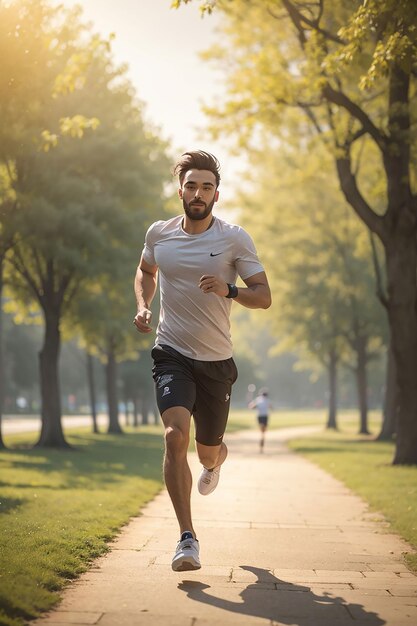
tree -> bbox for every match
[86,351,99,433]
[120,351,157,427]
[235,143,386,431]
[176,0,417,463]
[0,1,109,447]
[2,1,170,446]
[72,276,142,435]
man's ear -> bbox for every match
[214,190,219,202]
[178,187,183,199]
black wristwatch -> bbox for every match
[225,283,239,299]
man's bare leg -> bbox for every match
[161,406,195,536]
[260,424,266,452]
[196,440,228,496]
[195,440,228,470]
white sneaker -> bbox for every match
[198,465,222,495]
[171,531,201,572]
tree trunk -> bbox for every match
[386,237,417,464]
[0,257,5,449]
[330,63,416,464]
[105,347,122,434]
[86,352,99,434]
[124,397,130,426]
[133,397,139,427]
[141,393,149,425]
[377,341,398,441]
[384,67,417,464]
[326,348,338,429]
[355,336,370,435]
[36,309,69,447]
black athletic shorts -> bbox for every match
[151,344,238,446]
[258,415,268,427]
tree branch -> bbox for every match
[335,151,387,243]
[33,247,47,294]
[59,271,76,305]
[281,0,345,45]
[317,0,324,23]
[300,104,324,133]
[282,0,308,47]
[350,127,368,146]
[7,245,43,306]
[322,84,387,152]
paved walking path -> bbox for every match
[36,427,417,626]
[2,414,108,435]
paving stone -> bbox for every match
[36,612,102,624]
[313,570,365,581]
[97,615,194,626]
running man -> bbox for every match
[133,150,271,571]
[249,388,273,452]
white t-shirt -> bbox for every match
[253,396,271,416]
[142,215,264,361]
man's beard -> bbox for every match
[183,197,216,221]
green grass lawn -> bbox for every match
[1,408,416,626]
[227,406,325,432]
[287,420,417,574]
[0,426,165,626]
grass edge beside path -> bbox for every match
[0,427,165,626]
[287,429,417,574]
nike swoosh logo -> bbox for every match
[210,252,222,257]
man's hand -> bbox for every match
[199,274,228,297]
[133,309,153,333]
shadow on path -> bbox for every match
[178,565,386,625]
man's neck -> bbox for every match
[182,214,215,235]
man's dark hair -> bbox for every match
[173,150,221,187]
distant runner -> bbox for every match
[249,388,273,452]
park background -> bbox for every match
[0,1,416,625]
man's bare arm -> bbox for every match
[199,271,272,310]
[235,272,272,309]
[133,255,158,333]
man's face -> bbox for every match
[179,169,219,221]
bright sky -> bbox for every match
[60,0,242,206]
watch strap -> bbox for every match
[226,283,238,299]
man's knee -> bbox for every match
[161,406,191,458]
[164,425,189,456]
[198,452,217,469]
[196,442,223,469]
